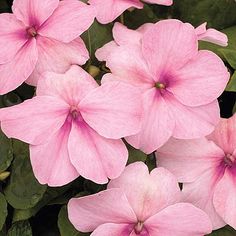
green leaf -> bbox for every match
[0,193,7,231]
[7,221,32,236]
[219,49,236,69]
[207,225,236,235]
[0,129,13,173]
[4,140,46,209]
[58,206,89,236]
[226,71,236,92]
[127,143,147,164]
[172,0,236,29]
[81,20,113,62]
[233,101,236,114]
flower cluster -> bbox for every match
[0,0,234,235]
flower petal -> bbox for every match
[142,19,198,76]
[88,0,143,24]
[108,162,181,221]
[145,203,212,236]
[156,137,225,182]
[126,89,174,154]
[0,96,69,145]
[79,81,142,139]
[68,188,136,232]
[95,41,118,62]
[144,0,173,5]
[0,39,38,95]
[39,0,95,43]
[168,50,229,107]
[0,13,28,63]
[12,0,59,27]
[27,36,89,86]
[213,168,236,229]
[68,121,128,184]
[207,114,236,154]
[30,122,79,186]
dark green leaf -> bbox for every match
[127,144,147,164]
[207,225,236,235]
[233,101,236,114]
[58,206,89,236]
[0,193,7,231]
[7,221,32,236]
[226,71,236,92]
[219,49,236,69]
[4,140,46,209]
[0,129,13,173]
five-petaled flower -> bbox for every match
[0,66,142,186]
[0,0,95,94]
[156,113,236,230]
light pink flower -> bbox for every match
[88,0,173,24]
[0,0,95,94]
[68,162,212,236]
[96,20,229,154]
[156,114,236,230]
[195,22,228,46]
[0,66,142,186]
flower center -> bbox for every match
[224,153,235,167]
[134,221,144,234]
[27,26,37,37]
[69,106,83,122]
[155,82,166,89]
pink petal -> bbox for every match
[156,137,225,182]
[0,39,38,95]
[26,36,89,86]
[91,223,133,236]
[68,188,136,232]
[36,65,98,105]
[0,96,69,145]
[95,41,118,62]
[144,0,173,5]
[79,81,142,139]
[145,203,212,236]
[108,162,181,221]
[168,50,229,107]
[165,95,220,139]
[12,0,59,27]
[88,0,143,24]
[30,122,79,186]
[142,19,198,76]
[126,89,174,154]
[207,115,236,154]
[39,0,95,43]
[68,121,128,184]
[0,13,28,63]
[182,169,225,229]
[213,168,236,229]
[195,23,228,47]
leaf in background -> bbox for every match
[0,193,7,231]
[226,71,236,92]
[7,221,32,236]
[127,143,147,164]
[0,129,13,173]
[233,101,236,114]
[219,48,236,69]
[81,20,113,62]
[172,0,236,29]
[58,206,89,236]
[207,225,236,235]
[4,140,46,209]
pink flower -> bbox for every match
[68,162,212,236]
[0,66,142,186]
[195,22,228,46]
[156,114,236,230]
[88,0,173,24]
[0,0,95,94]
[96,20,229,154]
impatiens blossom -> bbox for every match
[0,66,142,186]
[68,162,212,236]
[96,19,230,154]
[155,113,236,230]
[0,0,95,94]
[88,0,173,24]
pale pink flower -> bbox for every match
[88,0,173,24]
[96,20,229,154]
[195,22,228,46]
[0,66,142,186]
[156,114,236,230]
[0,0,95,94]
[68,162,212,236]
